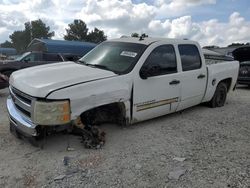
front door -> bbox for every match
[21,52,43,68]
[133,44,181,122]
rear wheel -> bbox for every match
[209,82,227,108]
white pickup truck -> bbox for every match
[7,37,239,140]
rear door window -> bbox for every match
[178,44,201,71]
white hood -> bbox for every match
[10,61,117,98]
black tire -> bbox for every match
[209,82,227,108]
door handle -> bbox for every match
[197,74,206,79]
[169,80,180,85]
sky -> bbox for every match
[0,0,249,47]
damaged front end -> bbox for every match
[7,86,106,148]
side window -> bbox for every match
[22,53,42,62]
[178,44,201,71]
[142,45,177,77]
[43,53,63,62]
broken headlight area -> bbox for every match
[33,100,71,125]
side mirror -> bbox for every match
[140,65,161,79]
[139,67,150,79]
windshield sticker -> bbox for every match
[120,51,137,58]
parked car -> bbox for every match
[6,37,239,141]
[232,46,250,86]
[237,61,250,86]
[0,51,80,76]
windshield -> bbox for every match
[15,52,31,61]
[78,41,147,74]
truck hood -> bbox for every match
[10,61,117,98]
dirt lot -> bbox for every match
[0,87,249,188]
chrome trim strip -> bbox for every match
[7,96,37,136]
[9,86,33,119]
[10,86,33,101]
[10,88,31,112]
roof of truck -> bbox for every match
[109,37,197,45]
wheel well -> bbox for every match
[218,78,232,92]
[79,102,126,126]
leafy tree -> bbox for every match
[64,20,106,43]
[87,28,107,43]
[0,40,13,48]
[9,19,54,53]
[28,19,54,40]
[203,45,220,49]
[141,33,148,38]
[131,33,148,38]
[131,33,139,37]
[227,43,244,47]
[9,31,27,52]
[64,20,88,41]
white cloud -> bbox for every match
[0,0,249,47]
[144,11,250,46]
[154,0,216,17]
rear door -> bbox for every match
[177,44,207,111]
[133,44,182,122]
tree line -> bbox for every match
[0,19,107,53]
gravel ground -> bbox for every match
[0,86,249,188]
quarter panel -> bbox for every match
[202,60,239,102]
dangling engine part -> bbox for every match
[74,117,106,149]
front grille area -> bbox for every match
[9,86,33,119]
[239,66,250,77]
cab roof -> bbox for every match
[109,37,198,46]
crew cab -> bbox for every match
[6,37,239,140]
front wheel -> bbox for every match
[209,82,227,108]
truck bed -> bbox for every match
[203,49,234,65]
